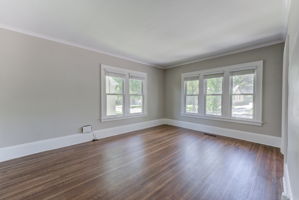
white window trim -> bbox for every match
[101,64,147,122]
[181,61,263,126]
[203,74,224,116]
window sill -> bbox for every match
[101,113,147,122]
[181,113,263,126]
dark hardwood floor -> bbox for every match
[0,125,283,200]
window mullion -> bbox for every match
[254,68,262,121]
[222,71,230,118]
[103,75,107,118]
[124,74,129,116]
[183,80,187,114]
[141,81,144,113]
[198,75,205,115]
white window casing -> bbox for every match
[181,61,263,126]
[101,64,147,121]
[183,76,200,114]
[204,73,224,116]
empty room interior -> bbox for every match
[0,0,298,200]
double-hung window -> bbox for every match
[184,77,199,113]
[204,74,223,116]
[101,65,147,121]
[105,73,125,116]
[231,70,255,119]
[129,76,144,114]
[181,61,263,126]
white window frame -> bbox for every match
[183,77,200,114]
[230,69,256,120]
[101,64,147,121]
[203,74,224,117]
[181,61,263,126]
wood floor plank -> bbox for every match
[0,125,283,200]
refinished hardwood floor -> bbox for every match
[0,125,283,200]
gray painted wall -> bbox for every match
[285,0,299,198]
[164,43,283,137]
[0,28,285,150]
[0,28,164,148]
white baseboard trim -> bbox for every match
[0,119,164,162]
[282,164,293,200]
[93,119,164,139]
[0,118,282,162]
[0,133,93,163]
[163,119,281,148]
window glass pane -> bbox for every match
[106,95,123,116]
[232,95,253,119]
[186,95,198,113]
[129,79,142,94]
[206,77,223,94]
[130,95,143,113]
[106,76,123,94]
[186,80,199,95]
[232,73,254,94]
[206,95,222,115]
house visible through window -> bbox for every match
[181,61,263,126]
[101,65,147,121]
[231,70,255,119]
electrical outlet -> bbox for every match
[82,125,92,133]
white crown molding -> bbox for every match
[0,24,164,69]
[0,24,285,70]
[163,39,285,69]
[163,119,281,147]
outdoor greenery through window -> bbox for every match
[181,61,263,125]
[106,76,124,116]
[204,75,223,116]
[185,79,199,113]
[129,79,143,114]
[101,65,147,121]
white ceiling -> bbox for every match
[0,0,287,68]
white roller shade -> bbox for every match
[129,74,145,80]
[184,76,199,81]
[204,73,224,79]
[231,69,255,76]
[105,71,126,78]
